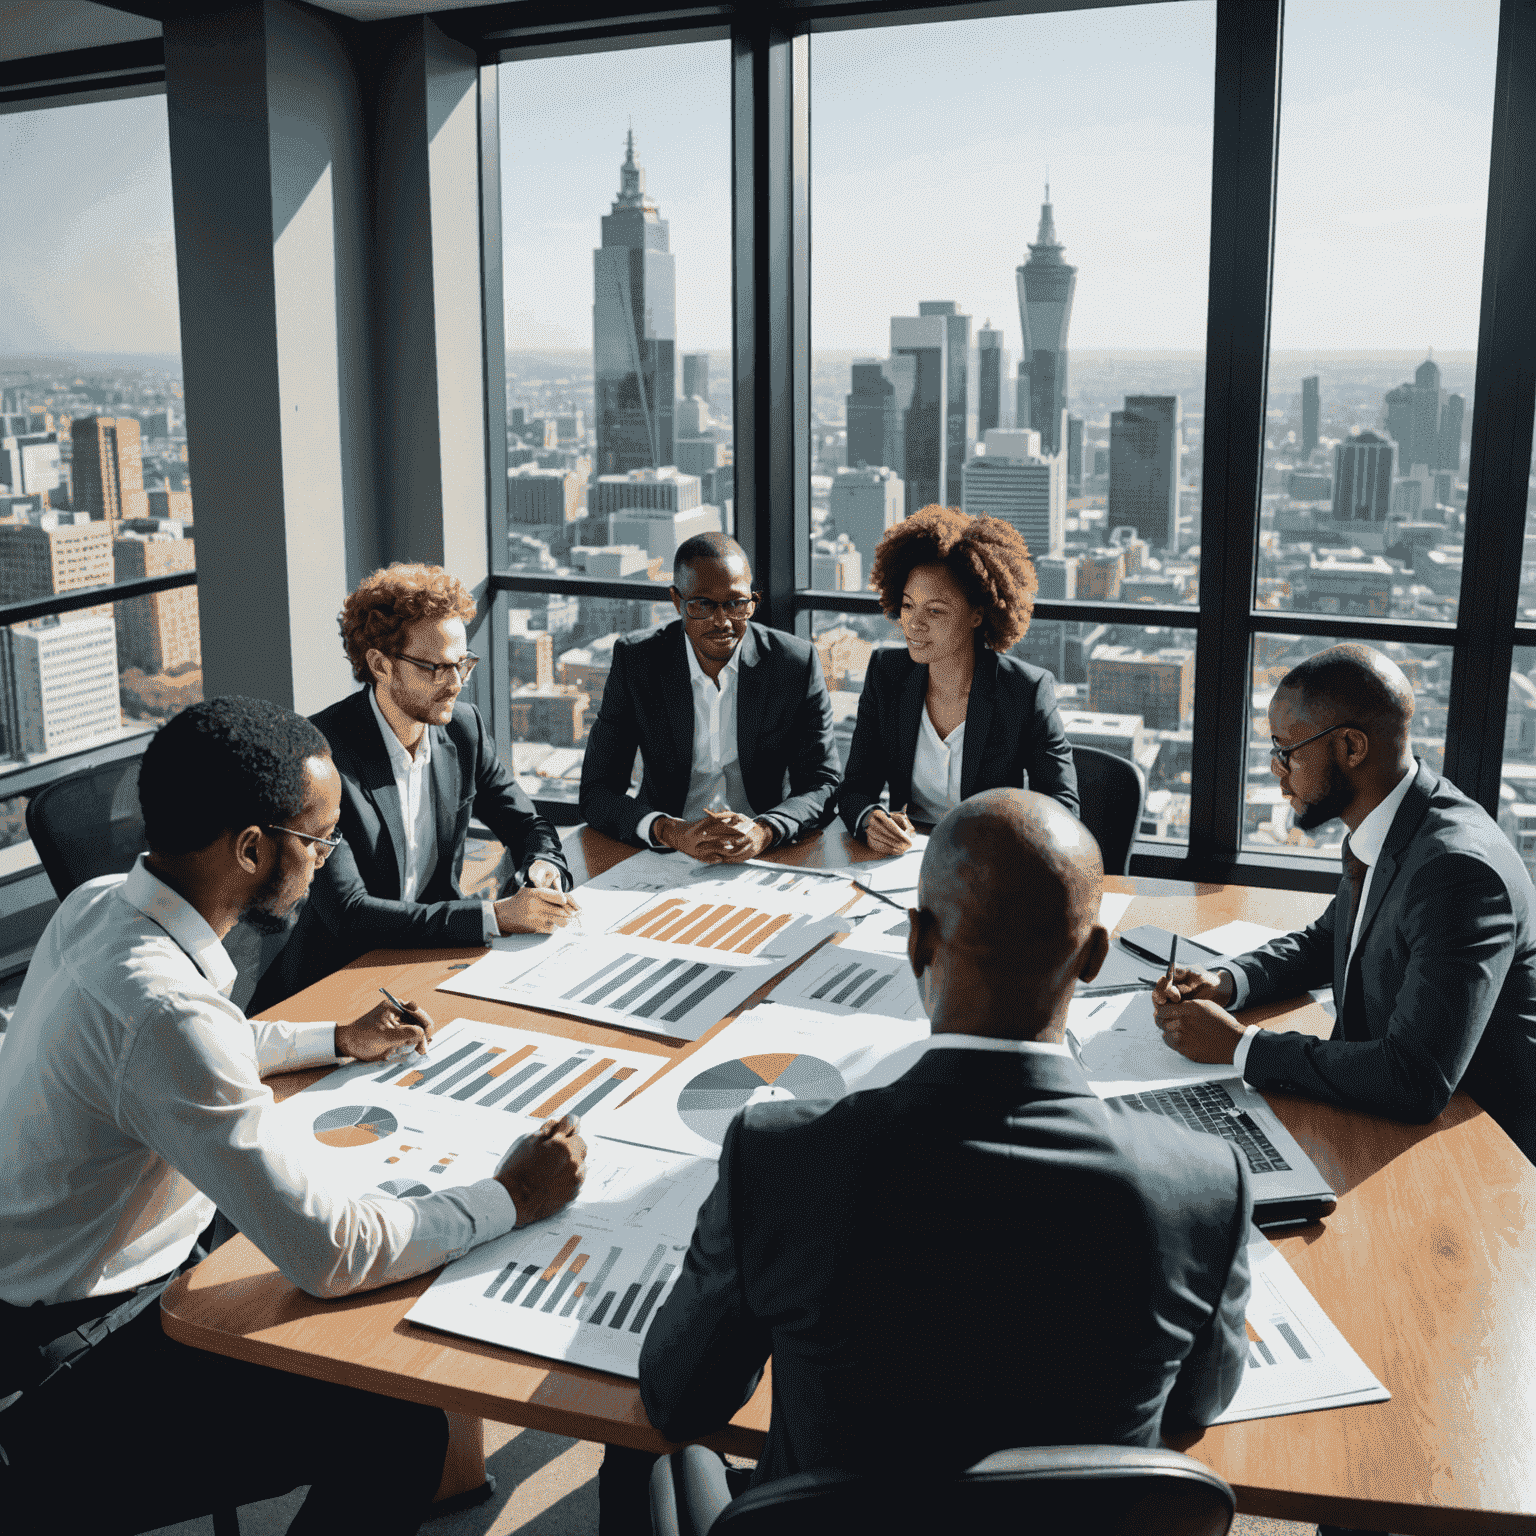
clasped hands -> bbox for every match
[655,809,773,863]
[863,804,915,856]
[1150,963,1247,1065]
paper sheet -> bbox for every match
[602,1002,930,1159]
[406,1136,720,1378]
[835,842,928,895]
[1066,991,1244,1097]
[1193,920,1284,958]
[582,852,855,918]
[1098,891,1136,933]
[1213,1229,1389,1422]
[768,940,927,1023]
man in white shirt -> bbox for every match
[252,563,577,1010]
[0,696,586,1534]
[579,533,841,861]
[1152,644,1536,1171]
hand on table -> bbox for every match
[496,884,582,935]
[526,859,565,891]
[1151,964,1245,1065]
[656,813,771,863]
[864,806,915,856]
[495,1114,588,1225]
[335,997,438,1061]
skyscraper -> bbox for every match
[845,359,914,487]
[1066,415,1084,497]
[0,612,121,758]
[1331,431,1395,523]
[961,428,1064,559]
[71,416,149,526]
[681,352,709,405]
[114,533,200,673]
[1301,375,1320,456]
[1015,186,1076,456]
[917,301,971,505]
[890,312,950,511]
[1383,357,1463,473]
[1107,396,1182,549]
[977,324,1005,437]
[593,131,676,476]
[1409,358,1445,474]
[1438,393,1465,476]
[831,465,904,586]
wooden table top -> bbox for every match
[160,825,1536,1533]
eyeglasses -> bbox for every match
[266,825,344,852]
[679,594,758,621]
[394,651,479,683]
[1270,722,1358,771]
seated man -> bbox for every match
[0,697,586,1535]
[1154,643,1536,1165]
[578,532,840,862]
[640,787,1252,1484]
[253,563,573,1011]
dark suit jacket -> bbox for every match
[640,1047,1253,1484]
[837,645,1079,834]
[249,690,567,1011]
[578,620,840,846]
[1228,762,1536,1164]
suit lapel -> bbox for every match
[427,724,461,886]
[960,646,996,800]
[662,623,697,788]
[894,663,927,810]
[734,624,764,782]
[353,690,408,898]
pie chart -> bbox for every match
[378,1178,432,1198]
[676,1053,846,1145]
[313,1104,398,1148]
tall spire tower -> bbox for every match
[1015,183,1077,456]
[593,130,677,475]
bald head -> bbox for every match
[911,788,1107,1041]
[1278,644,1414,751]
[673,532,750,594]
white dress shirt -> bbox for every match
[369,688,498,942]
[920,1032,1073,1059]
[638,626,788,847]
[0,858,515,1305]
[1233,762,1418,1082]
[908,709,966,825]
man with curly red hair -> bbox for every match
[251,563,571,1010]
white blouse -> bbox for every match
[909,708,965,824]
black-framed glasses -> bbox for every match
[679,594,759,621]
[394,651,479,682]
[1269,722,1359,771]
[266,824,344,852]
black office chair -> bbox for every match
[25,756,147,901]
[651,1443,1235,1536]
[1072,745,1147,877]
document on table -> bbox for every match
[1213,1229,1389,1423]
[406,1136,719,1378]
[262,1019,671,1199]
[1066,990,1242,1096]
[768,939,927,1023]
[603,1002,930,1160]
[581,851,855,918]
[834,840,928,896]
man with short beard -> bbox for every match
[0,697,586,1534]
[1153,643,1536,1172]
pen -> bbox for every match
[1166,932,1179,984]
[379,986,413,1014]
[849,878,909,913]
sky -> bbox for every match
[0,0,1503,361]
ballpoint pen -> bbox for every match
[1166,932,1179,986]
[849,878,909,913]
[379,985,413,1014]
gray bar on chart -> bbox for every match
[582,956,656,1006]
[430,1049,499,1095]
[483,1260,518,1299]
[504,1056,586,1113]
[1274,1320,1310,1361]
[577,1247,624,1320]
[608,1244,666,1330]
[570,1074,625,1118]
[588,1290,617,1326]
[485,1062,546,1107]
[833,968,875,1005]
[503,1265,541,1304]
[811,962,860,1001]
[631,962,707,1019]
[542,1266,582,1313]
[852,972,894,1008]
[393,1040,480,1087]
[521,1274,554,1309]
[612,958,681,1011]
[1253,1337,1276,1366]
[560,952,633,1000]
[628,1263,675,1334]
[663,966,733,1024]
[559,1287,585,1317]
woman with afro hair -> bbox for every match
[838,505,1078,851]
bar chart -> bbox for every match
[615,894,795,956]
[768,944,927,1022]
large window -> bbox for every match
[0,92,200,874]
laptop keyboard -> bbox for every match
[1119,1081,1292,1174]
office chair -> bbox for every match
[25,755,147,901]
[1072,745,1147,876]
[651,1442,1235,1536]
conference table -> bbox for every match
[161,825,1536,1534]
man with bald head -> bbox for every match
[579,532,839,860]
[1155,643,1536,1165]
[639,789,1253,1485]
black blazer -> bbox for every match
[249,690,567,1011]
[578,620,841,846]
[1227,761,1536,1163]
[838,645,1079,834]
[640,1047,1253,1485]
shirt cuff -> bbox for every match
[458,1177,519,1240]
[1232,1023,1260,1083]
[854,805,876,836]
[482,900,500,944]
[256,1019,342,1071]
[637,811,665,847]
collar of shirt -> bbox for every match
[682,618,757,693]
[120,855,238,997]
[368,685,433,774]
[1348,761,1418,869]
[919,1032,1072,1059]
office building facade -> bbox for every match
[113,534,201,673]
[1107,396,1183,549]
[890,312,951,511]
[70,416,150,526]
[1301,375,1320,456]
[681,353,709,404]
[1088,643,1194,731]
[1015,188,1076,455]
[1331,431,1396,523]
[830,465,904,585]
[961,429,1064,559]
[0,612,121,758]
[977,324,1005,437]
[0,518,114,604]
[845,358,913,492]
[593,131,675,475]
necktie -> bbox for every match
[1341,837,1368,947]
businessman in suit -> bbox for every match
[578,532,840,861]
[1154,643,1536,1168]
[640,788,1253,1489]
[252,564,573,1011]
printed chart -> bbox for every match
[1213,1230,1389,1422]
[768,943,926,1023]
[406,1139,719,1377]
[604,1003,929,1158]
[1065,991,1240,1096]
[584,850,854,917]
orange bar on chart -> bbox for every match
[671,904,736,945]
[723,913,773,952]
[486,1043,539,1078]
[617,899,685,937]
[733,913,790,952]
[540,1235,582,1282]
[568,1252,590,1275]
[647,904,709,942]
[396,1070,425,1088]
[694,909,758,948]
[531,1057,617,1119]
